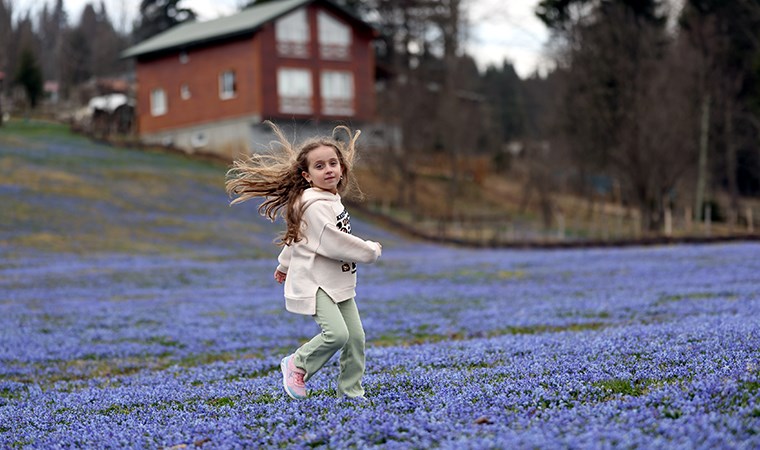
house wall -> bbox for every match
[135,34,262,135]
[141,115,257,161]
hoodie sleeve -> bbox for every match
[318,225,381,264]
[276,244,292,273]
[305,202,381,264]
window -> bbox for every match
[276,9,309,58]
[150,88,167,116]
[320,71,353,116]
[277,68,312,114]
[318,11,351,60]
[180,84,191,100]
[219,70,236,100]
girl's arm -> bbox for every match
[275,245,292,282]
[306,204,382,264]
[317,226,381,264]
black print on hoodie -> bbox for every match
[336,209,357,274]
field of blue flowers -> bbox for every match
[1,121,759,449]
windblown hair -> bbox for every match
[225,121,362,246]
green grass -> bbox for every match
[0,119,75,138]
[99,403,135,415]
[371,322,610,347]
[657,291,737,304]
[206,396,236,408]
[594,378,648,397]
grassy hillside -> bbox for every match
[1,120,286,257]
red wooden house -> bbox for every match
[121,0,378,158]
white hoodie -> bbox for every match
[276,188,382,315]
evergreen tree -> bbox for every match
[133,0,197,43]
[482,60,525,142]
[0,0,13,88]
[14,48,43,109]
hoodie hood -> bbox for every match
[301,187,340,211]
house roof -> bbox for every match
[121,0,372,59]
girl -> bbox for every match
[225,122,382,400]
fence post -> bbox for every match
[748,207,754,233]
[633,210,641,238]
[685,206,692,232]
[664,206,672,237]
[381,198,391,215]
[704,204,712,236]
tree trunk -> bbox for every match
[724,100,739,224]
[695,93,711,221]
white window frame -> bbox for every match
[150,88,167,116]
[277,68,313,114]
[318,11,351,60]
[219,70,237,100]
[180,84,191,100]
[320,70,354,116]
[276,8,310,58]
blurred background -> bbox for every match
[2,0,759,244]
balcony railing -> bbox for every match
[279,96,313,114]
[322,98,353,116]
[319,44,350,60]
[277,42,309,58]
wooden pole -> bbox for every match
[0,71,4,127]
[633,210,641,238]
[685,206,692,232]
[695,94,711,221]
[664,206,672,237]
[748,207,754,233]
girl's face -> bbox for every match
[302,145,343,194]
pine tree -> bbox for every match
[14,48,43,109]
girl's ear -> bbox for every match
[302,171,311,183]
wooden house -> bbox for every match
[121,0,379,158]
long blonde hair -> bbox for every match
[225,121,362,245]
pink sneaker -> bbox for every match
[280,355,307,399]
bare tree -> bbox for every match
[674,0,760,227]
[540,1,701,232]
[355,0,485,216]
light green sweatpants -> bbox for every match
[293,288,366,398]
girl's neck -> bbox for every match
[311,186,338,195]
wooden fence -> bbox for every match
[355,202,760,248]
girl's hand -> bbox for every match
[274,269,287,284]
